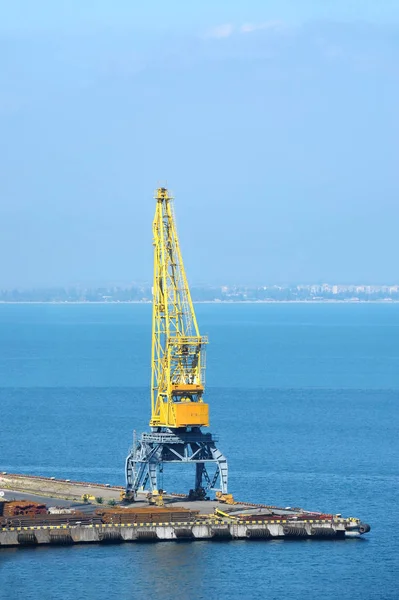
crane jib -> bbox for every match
[150,187,209,429]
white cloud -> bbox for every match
[205,23,234,39]
[205,20,288,39]
[203,21,289,40]
[240,21,286,34]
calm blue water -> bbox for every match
[0,303,398,600]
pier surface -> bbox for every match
[0,473,370,547]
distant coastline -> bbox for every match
[1,283,398,304]
[1,300,398,305]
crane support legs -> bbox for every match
[125,429,228,499]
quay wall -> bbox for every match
[0,519,358,547]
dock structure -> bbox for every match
[0,517,369,547]
[0,473,370,547]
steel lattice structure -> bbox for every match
[125,187,228,498]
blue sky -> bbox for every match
[2,1,399,31]
[1,1,399,286]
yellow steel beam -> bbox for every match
[150,187,209,428]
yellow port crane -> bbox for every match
[150,186,209,429]
[125,187,228,500]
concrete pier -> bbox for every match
[0,472,370,548]
[0,472,122,503]
[0,517,370,547]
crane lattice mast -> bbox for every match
[151,187,209,429]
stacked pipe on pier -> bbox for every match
[0,511,98,528]
[96,507,199,524]
[1,507,200,528]
[3,501,47,517]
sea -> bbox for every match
[0,302,398,600]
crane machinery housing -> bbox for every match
[125,187,228,500]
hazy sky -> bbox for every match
[1,1,399,286]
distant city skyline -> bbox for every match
[1,282,398,303]
[2,279,399,290]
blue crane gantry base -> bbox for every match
[125,429,228,498]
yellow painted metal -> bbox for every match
[147,490,165,506]
[214,508,237,520]
[81,494,95,502]
[215,491,235,504]
[150,187,209,428]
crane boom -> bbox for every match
[150,187,209,429]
